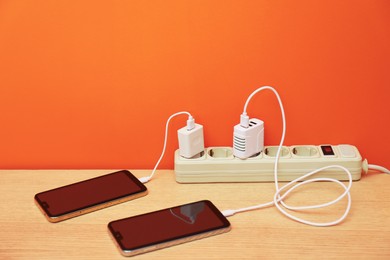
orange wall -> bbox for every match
[0,0,389,169]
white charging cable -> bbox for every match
[138,111,195,184]
[222,86,355,226]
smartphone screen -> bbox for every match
[108,200,231,256]
[34,170,147,222]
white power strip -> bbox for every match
[175,144,364,183]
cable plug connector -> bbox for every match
[138,176,151,184]
[240,113,250,128]
[221,209,236,217]
[187,116,195,130]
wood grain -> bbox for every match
[0,170,389,259]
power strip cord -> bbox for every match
[367,164,390,174]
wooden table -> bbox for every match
[1,170,389,259]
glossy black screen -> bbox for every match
[35,170,147,217]
[108,200,230,251]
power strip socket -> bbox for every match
[174,144,363,183]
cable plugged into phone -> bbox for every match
[138,111,204,184]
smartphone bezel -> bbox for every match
[34,170,148,223]
[107,200,231,257]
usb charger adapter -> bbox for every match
[233,118,264,159]
[178,123,205,158]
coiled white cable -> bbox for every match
[222,86,354,227]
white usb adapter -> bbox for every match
[178,123,205,158]
[233,118,264,159]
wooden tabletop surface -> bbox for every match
[0,169,389,259]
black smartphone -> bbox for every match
[108,200,231,256]
[34,170,148,223]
